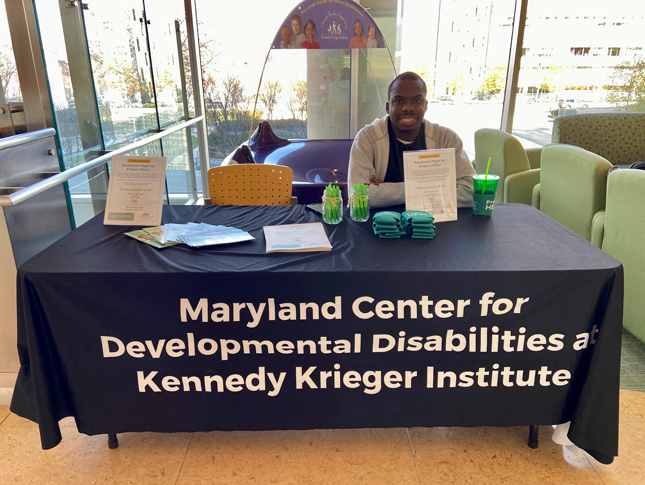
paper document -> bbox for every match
[177,226,255,247]
[124,227,179,249]
[125,223,254,248]
[403,148,457,222]
[263,223,332,253]
[104,155,167,226]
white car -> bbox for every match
[557,98,589,109]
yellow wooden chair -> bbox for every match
[207,165,293,206]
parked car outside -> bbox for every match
[557,98,588,109]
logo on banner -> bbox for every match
[321,11,349,41]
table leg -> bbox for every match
[528,425,539,449]
[108,433,119,449]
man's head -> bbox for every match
[386,72,428,141]
[291,14,302,35]
[281,26,292,44]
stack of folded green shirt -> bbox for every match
[372,211,406,238]
[401,211,436,239]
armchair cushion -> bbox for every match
[504,169,541,206]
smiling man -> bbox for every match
[348,72,475,208]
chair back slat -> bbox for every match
[207,165,293,206]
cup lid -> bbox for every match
[473,174,500,181]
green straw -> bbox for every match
[485,156,491,180]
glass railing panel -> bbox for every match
[33,0,108,226]
[83,0,159,150]
[161,129,198,203]
[66,167,108,227]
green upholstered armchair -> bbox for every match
[592,169,645,343]
[474,128,541,205]
[532,145,612,243]
[552,113,645,166]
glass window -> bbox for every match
[512,1,645,147]
[399,0,516,157]
[0,7,22,103]
[194,0,395,167]
[83,0,159,149]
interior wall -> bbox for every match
[0,207,19,382]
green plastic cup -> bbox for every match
[472,174,500,217]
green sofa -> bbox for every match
[552,113,645,166]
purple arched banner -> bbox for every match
[271,1,385,50]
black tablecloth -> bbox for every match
[11,204,622,463]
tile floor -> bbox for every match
[0,389,643,484]
[1,329,644,484]
[620,329,645,392]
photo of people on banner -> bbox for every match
[273,1,385,50]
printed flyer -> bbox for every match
[403,148,458,222]
[104,155,167,226]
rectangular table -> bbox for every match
[11,204,622,464]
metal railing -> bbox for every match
[0,116,204,207]
[0,127,55,151]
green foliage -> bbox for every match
[480,66,506,96]
[413,60,433,96]
[447,72,465,96]
[608,55,645,112]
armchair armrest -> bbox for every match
[532,183,541,209]
[526,148,543,169]
[591,210,605,249]
[504,169,541,205]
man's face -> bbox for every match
[386,79,428,140]
[282,27,291,44]
[354,21,361,37]
[292,19,301,35]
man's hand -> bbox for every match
[369,176,382,185]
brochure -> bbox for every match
[124,227,179,249]
[403,148,458,222]
[263,223,332,253]
[104,155,167,226]
[125,223,254,248]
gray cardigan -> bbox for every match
[347,116,475,208]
